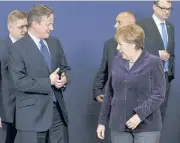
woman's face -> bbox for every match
[118,38,135,60]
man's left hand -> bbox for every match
[54,72,67,89]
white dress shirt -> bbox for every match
[152,14,168,40]
[152,14,169,57]
[28,31,51,56]
[9,35,17,43]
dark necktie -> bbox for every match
[39,40,51,70]
[39,40,56,102]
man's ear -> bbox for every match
[7,23,11,33]
[32,21,39,29]
[153,4,156,12]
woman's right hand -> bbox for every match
[96,124,105,139]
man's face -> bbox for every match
[114,14,136,31]
[9,18,28,40]
[153,0,172,21]
[35,13,54,39]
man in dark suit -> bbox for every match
[0,10,27,143]
[8,4,70,143]
[93,11,136,103]
[137,0,174,121]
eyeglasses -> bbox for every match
[155,4,173,12]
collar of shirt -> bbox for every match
[9,35,17,43]
[152,14,168,40]
[28,31,48,51]
[152,14,166,26]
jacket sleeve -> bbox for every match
[134,58,166,121]
[98,72,113,125]
[93,41,108,100]
[169,24,175,81]
[56,39,71,91]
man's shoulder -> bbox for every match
[47,36,59,42]
[46,36,62,47]
[11,35,30,52]
[15,35,29,45]
[0,37,12,53]
[0,39,7,47]
[166,20,174,29]
[105,37,116,44]
[104,37,117,50]
[0,37,11,45]
[0,40,7,58]
[137,17,153,26]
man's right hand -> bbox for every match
[159,50,169,61]
[0,117,2,128]
[49,68,60,85]
[96,95,104,103]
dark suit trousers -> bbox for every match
[15,102,69,143]
[0,121,16,143]
[160,72,170,122]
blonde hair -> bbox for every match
[8,10,27,24]
[115,24,145,50]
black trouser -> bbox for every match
[0,121,17,143]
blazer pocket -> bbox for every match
[19,97,36,108]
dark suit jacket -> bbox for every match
[98,50,166,132]
[0,37,16,123]
[0,54,2,118]
[137,18,175,82]
[8,34,70,132]
[93,38,117,99]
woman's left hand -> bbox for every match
[126,114,141,130]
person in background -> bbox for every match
[137,0,174,121]
[0,10,27,143]
[93,11,136,103]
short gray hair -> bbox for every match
[28,4,53,27]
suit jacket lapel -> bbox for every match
[166,22,172,52]
[150,18,164,50]
[26,34,50,73]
